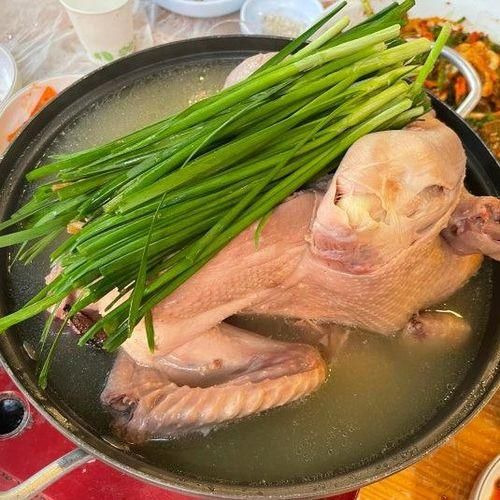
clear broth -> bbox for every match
[6,59,494,486]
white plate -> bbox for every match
[0,74,82,156]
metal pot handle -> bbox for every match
[0,449,92,499]
[439,45,482,117]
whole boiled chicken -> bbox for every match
[97,56,500,443]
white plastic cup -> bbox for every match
[59,0,135,65]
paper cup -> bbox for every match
[60,0,135,65]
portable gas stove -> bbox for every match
[0,366,358,499]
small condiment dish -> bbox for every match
[240,0,324,36]
[469,455,500,500]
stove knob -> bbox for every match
[0,392,29,439]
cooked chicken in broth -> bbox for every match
[78,56,496,443]
[8,57,497,484]
[97,111,498,442]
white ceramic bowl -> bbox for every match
[0,74,82,156]
[240,0,324,36]
[154,0,245,18]
[0,46,21,108]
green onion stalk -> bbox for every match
[0,0,452,386]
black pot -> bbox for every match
[0,37,498,499]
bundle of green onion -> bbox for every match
[0,0,451,386]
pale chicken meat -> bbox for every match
[104,324,325,441]
[442,190,500,260]
[223,52,275,88]
[402,311,472,345]
[100,113,500,443]
[97,57,500,443]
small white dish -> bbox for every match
[469,455,500,500]
[0,74,82,156]
[154,0,245,18]
[240,0,324,36]
[0,45,21,107]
